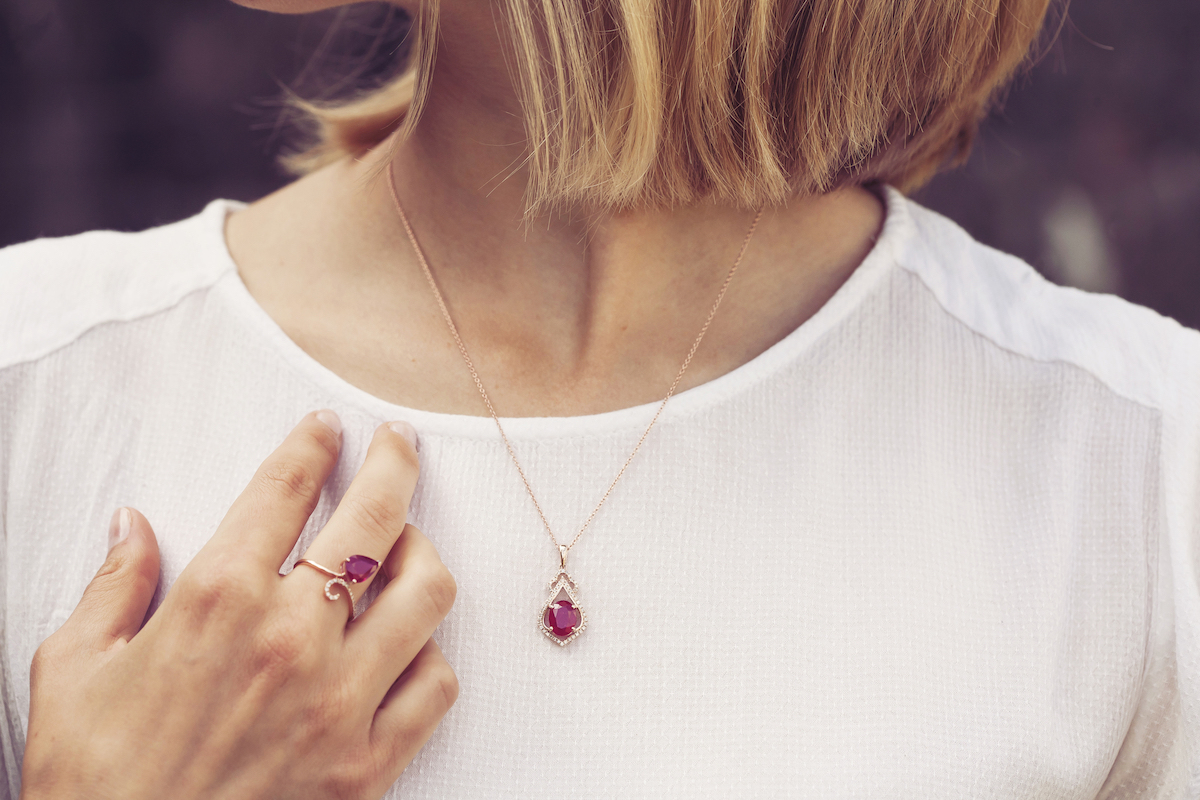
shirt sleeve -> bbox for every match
[0,428,19,800]
[1095,325,1200,799]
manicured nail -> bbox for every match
[108,508,131,552]
[315,409,342,437]
[388,420,419,450]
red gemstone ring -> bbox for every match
[293,555,381,613]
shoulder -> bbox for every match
[883,191,1200,633]
[0,200,242,371]
[883,187,1200,416]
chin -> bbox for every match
[228,0,360,12]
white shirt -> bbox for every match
[1,188,1197,799]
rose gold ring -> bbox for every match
[293,555,381,612]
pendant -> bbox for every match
[539,546,587,646]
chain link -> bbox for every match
[386,165,763,561]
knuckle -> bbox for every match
[178,564,263,619]
[288,690,339,752]
[186,567,241,603]
[93,549,160,603]
[324,757,371,800]
[308,681,353,730]
[91,551,127,583]
[341,492,405,543]
[369,731,406,781]
[299,424,341,463]
[378,422,420,473]
[429,661,460,714]
[85,551,140,603]
[393,437,420,472]
[417,562,457,619]
[257,457,322,506]
[29,639,58,681]
[251,614,319,676]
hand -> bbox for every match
[20,412,458,800]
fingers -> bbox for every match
[58,508,161,653]
[209,410,343,569]
[369,637,459,782]
[345,524,456,695]
[295,421,420,609]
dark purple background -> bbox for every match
[2,0,1197,327]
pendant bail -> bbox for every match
[559,544,568,569]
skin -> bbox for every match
[23,0,883,795]
[22,414,457,799]
[224,0,884,418]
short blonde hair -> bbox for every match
[285,0,1054,214]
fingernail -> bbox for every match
[108,508,131,552]
[388,420,419,450]
[315,409,342,437]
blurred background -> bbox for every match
[1,0,1197,327]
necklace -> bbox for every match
[386,166,763,646]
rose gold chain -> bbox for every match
[386,166,763,560]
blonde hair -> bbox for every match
[285,0,1054,214]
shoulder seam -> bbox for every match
[895,259,1163,415]
[887,192,1182,414]
[0,274,230,375]
[0,199,239,375]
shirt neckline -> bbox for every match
[204,187,912,440]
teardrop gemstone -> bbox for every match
[343,554,380,583]
[543,589,581,639]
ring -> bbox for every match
[293,555,381,611]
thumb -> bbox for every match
[65,507,162,652]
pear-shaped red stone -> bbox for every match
[544,598,581,638]
[344,555,379,583]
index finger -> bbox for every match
[204,410,343,569]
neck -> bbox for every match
[225,15,884,417]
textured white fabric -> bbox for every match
[1,188,1198,799]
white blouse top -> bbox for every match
[1,188,1197,798]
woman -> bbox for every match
[2,0,1197,795]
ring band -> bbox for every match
[293,555,381,611]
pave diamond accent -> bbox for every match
[324,577,352,602]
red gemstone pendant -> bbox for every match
[539,570,587,646]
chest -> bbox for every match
[5,407,1149,798]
